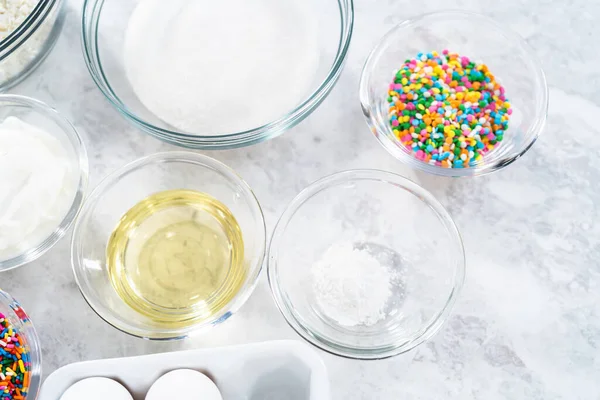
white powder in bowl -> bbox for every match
[311,242,393,327]
[124,0,320,135]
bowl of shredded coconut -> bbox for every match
[0,95,88,270]
[81,0,354,149]
[0,0,66,91]
[267,170,465,359]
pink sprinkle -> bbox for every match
[401,134,412,142]
[465,82,472,89]
[466,115,474,122]
[487,133,496,140]
[400,94,407,100]
[444,120,450,126]
[507,108,513,115]
[435,161,442,166]
[445,77,452,84]
[420,129,427,135]
[6,344,14,349]
[392,120,399,127]
[455,86,464,92]
[442,49,449,55]
[395,84,403,90]
[389,83,395,90]
[441,64,448,70]
[416,150,425,159]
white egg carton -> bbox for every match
[39,340,330,400]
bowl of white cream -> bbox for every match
[0,94,88,270]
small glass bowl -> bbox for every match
[0,0,66,91]
[0,95,88,271]
[359,11,548,177]
[268,170,465,359]
[71,152,267,340]
[81,0,354,149]
[0,289,42,399]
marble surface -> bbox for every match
[4,0,600,398]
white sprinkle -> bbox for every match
[416,113,423,119]
[494,89,500,96]
[0,373,5,381]
[460,141,467,148]
[474,125,482,131]
[411,133,418,138]
[450,143,456,150]
[464,102,472,108]
[424,92,431,98]
[389,109,397,117]
[469,151,475,158]
[460,154,467,161]
[461,124,469,130]
[415,66,421,72]
[420,55,427,61]
[0,340,5,347]
[449,153,455,160]
[445,110,452,117]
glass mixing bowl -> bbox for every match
[0,0,65,91]
[359,11,548,177]
[71,152,266,340]
[0,95,88,271]
[268,170,465,359]
[81,0,354,149]
[0,289,42,399]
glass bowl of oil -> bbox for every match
[71,152,266,339]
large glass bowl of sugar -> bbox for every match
[81,0,354,149]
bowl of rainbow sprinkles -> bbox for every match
[360,11,548,177]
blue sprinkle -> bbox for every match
[412,119,419,126]
[437,107,444,113]
[426,145,434,152]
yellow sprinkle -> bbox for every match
[18,360,24,373]
[403,116,410,122]
[401,78,408,85]
[418,104,425,110]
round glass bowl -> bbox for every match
[359,11,548,177]
[81,0,354,149]
[0,0,66,91]
[268,170,465,359]
[0,95,88,271]
[71,152,267,340]
[0,289,42,399]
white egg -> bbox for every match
[60,377,133,400]
[146,369,222,400]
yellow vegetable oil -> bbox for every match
[106,189,245,328]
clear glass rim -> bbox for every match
[80,0,354,149]
[70,151,267,340]
[359,10,549,177]
[0,94,89,271]
[267,169,466,359]
[0,289,42,398]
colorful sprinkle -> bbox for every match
[387,50,511,168]
[0,310,30,399]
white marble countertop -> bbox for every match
[4,0,600,398]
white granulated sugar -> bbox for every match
[124,0,319,135]
[312,242,393,327]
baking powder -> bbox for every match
[311,242,393,327]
